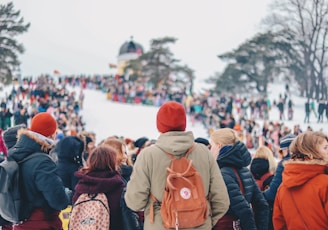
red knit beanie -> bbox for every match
[30,112,57,137]
[156,101,186,133]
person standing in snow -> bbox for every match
[317,98,326,123]
[125,101,229,230]
[304,98,311,123]
[273,131,328,229]
[7,112,69,229]
[210,128,269,230]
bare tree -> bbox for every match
[264,0,328,99]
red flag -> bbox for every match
[109,63,117,69]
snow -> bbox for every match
[1,80,327,145]
[80,81,327,144]
[80,89,208,143]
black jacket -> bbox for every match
[55,136,84,194]
[120,164,143,230]
[217,141,269,230]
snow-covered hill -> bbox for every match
[1,80,326,145]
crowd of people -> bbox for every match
[0,75,327,229]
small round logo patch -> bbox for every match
[180,187,191,199]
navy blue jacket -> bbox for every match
[55,136,84,194]
[8,130,69,220]
[263,154,290,203]
[217,141,269,230]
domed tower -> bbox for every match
[117,37,144,76]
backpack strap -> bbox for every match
[258,172,273,190]
[149,143,196,224]
[232,168,245,195]
[261,172,273,182]
[288,189,309,229]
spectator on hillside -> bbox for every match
[101,138,142,230]
[250,146,277,230]
[293,124,302,135]
[273,131,328,229]
[304,98,310,123]
[210,128,269,230]
[14,107,29,126]
[125,101,229,229]
[7,112,69,229]
[194,137,211,149]
[263,134,297,215]
[131,137,149,164]
[310,98,317,118]
[73,146,125,230]
[0,124,26,229]
[55,136,85,202]
[326,100,328,122]
[277,98,285,121]
[287,98,293,120]
[317,98,326,123]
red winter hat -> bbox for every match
[156,101,186,133]
[30,112,57,137]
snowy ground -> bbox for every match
[80,81,327,144]
[1,81,327,145]
[79,89,208,143]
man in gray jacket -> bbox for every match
[125,101,229,230]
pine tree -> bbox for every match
[0,2,30,84]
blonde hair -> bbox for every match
[290,131,328,161]
[254,146,277,173]
[101,138,132,166]
[210,128,239,146]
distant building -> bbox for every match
[117,37,144,76]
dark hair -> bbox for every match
[81,145,117,174]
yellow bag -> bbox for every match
[59,205,72,230]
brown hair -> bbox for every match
[210,128,239,146]
[254,146,277,173]
[77,131,95,152]
[102,138,132,166]
[290,131,328,161]
[80,145,118,174]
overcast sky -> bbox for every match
[7,0,271,90]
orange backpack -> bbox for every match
[150,145,208,229]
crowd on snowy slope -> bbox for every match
[77,74,327,158]
[0,75,86,137]
[1,74,327,160]
[0,75,327,230]
[0,97,327,230]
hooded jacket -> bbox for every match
[7,129,69,221]
[217,141,269,230]
[273,160,328,229]
[55,136,84,193]
[263,153,290,203]
[125,131,229,230]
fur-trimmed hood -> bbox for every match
[282,159,328,189]
[7,129,55,162]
